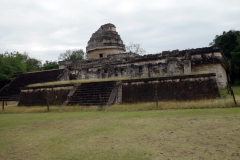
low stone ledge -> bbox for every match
[21,84,75,90]
[121,73,216,83]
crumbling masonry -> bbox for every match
[59,23,228,89]
[59,46,228,89]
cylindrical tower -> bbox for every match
[86,23,125,59]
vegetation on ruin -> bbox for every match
[27,71,210,87]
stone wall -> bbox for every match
[192,64,227,89]
[122,73,220,103]
[58,46,228,89]
[18,84,74,106]
[57,69,70,81]
[88,48,125,59]
[17,74,220,106]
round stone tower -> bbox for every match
[86,23,125,59]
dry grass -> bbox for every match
[1,96,239,114]
[1,86,239,114]
[27,77,127,87]
[0,108,240,159]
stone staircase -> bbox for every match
[67,81,118,106]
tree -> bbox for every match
[26,58,42,72]
[42,60,59,70]
[0,51,26,88]
[21,52,42,72]
[58,49,85,61]
[209,30,240,84]
[125,42,146,55]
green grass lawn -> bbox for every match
[220,85,240,98]
[1,108,240,160]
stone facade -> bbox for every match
[192,63,227,89]
[122,73,220,103]
[18,84,74,106]
[86,23,125,59]
[18,73,220,106]
[59,46,228,89]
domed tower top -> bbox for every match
[86,23,125,59]
[98,23,116,31]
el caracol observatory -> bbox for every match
[86,23,125,59]
[0,23,230,107]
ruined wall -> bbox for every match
[59,61,72,69]
[57,69,70,81]
[58,46,228,89]
[18,74,220,106]
[122,74,220,103]
[192,64,227,89]
[18,84,74,106]
[88,48,125,59]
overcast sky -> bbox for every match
[1,0,240,62]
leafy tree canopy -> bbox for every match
[210,30,240,84]
[58,49,86,61]
[42,60,59,70]
[210,30,240,59]
[0,51,26,86]
[22,52,42,72]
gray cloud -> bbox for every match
[0,0,240,62]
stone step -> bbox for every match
[75,89,113,93]
[67,81,117,106]
[71,95,110,98]
[71,92,111,96]
[78,82,116,87]
[77,87,114,90]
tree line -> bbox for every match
[0,49,86,88]
[209,30,240,85]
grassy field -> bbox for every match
[0,87,239,159]
[219,85,240,98]
[0,108,240,160]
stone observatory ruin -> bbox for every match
[0,23,230,106]
[59,23,229,90]
[86,23,125,59]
